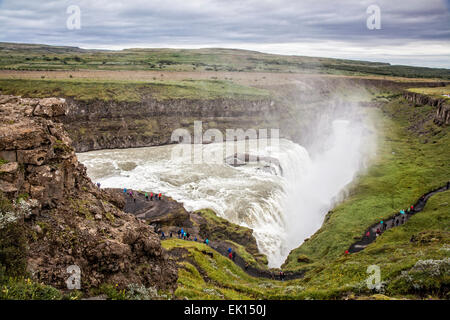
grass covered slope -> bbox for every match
[161,239,302,300]
[0,78,270,102]
[283,96,450,271]
[297,190,449,299]
[407,85,450,100]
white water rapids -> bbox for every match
[77,119,368,267]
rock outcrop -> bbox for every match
[112,189,267,267]
[0,95,177,292]
[403,91,450,126]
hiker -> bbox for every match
[376,228,381,235]
[161,231,166,240]
[205,238,209,245]
[245,262,249,271]
[184,232,187,240]
[170,231,173,238]
[365,231,370,238]
[228,247,232,254]
[97,182,101,188]
[186,232,190,240]
[159,193,162,200]
[228,252,233,259]
[410,205,414,212]
[232,251,236,261]
[150,192,153,201]
[145,192,148,200]
[344,250,349,255]
[400,209,405,215]
[401,216,405,224]
[396,219,399,226]
[279,271,285,281]
[133,197,136,203]
[194,236,197,242]
[123,188,127,193]
[177,229,181,238]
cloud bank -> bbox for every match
[0,0,449,67]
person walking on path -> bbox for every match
[205,238,209,245]
[245,262,249,271]
[232,251,236,261]
[228,252,233,259]
[123,188,127,193]
[145,192,149,201]
[158,193,162,200]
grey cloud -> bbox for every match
[0,0,449,67]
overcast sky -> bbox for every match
[0,0,449,68]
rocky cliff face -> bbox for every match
[403,91,449,126]
[0,95,177,292]
[63,97,290,152]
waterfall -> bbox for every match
[78,119,367,267]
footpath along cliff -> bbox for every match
[0,94,177,292]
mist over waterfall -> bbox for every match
[78,110,372,267]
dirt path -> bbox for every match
[348,182,450,253]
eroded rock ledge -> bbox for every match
[0,94,177,292]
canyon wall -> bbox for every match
[403,91,450,126]
[62,97,301,152]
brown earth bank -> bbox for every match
[0,95,178,292]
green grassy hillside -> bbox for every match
[1,42,449,79]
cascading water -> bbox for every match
[77,119,368,267]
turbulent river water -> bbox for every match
[78,119,368,267]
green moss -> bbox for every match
[195,208,260,257]
[69,198,93,220]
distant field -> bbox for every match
[0,78,270,102]
[1,42,450,80]
[0,70,445,87]
[407,85,450,100]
